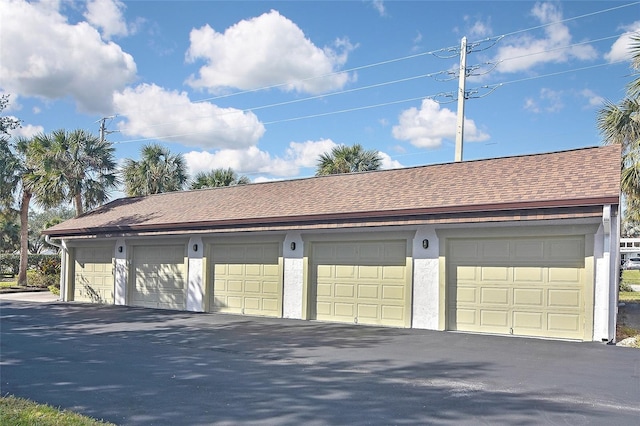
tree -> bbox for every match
[0,209,19,253]
[315,143,382,176]
[122,143,188,196]
[190,168,250,189]
[30,129,118,216]
[0,137,36,284]
[598,35,640,230]
[29,206,74,253]
[0,94,21,137]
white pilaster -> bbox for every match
[114,239,127,305]
[187,237,204,312]
[412,226,440,329]
[283,232,304,319]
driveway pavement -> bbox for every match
[1,298,639,426]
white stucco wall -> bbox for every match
[186,237,204,312]
[114,239,127,305]
[592,206,618,342]
[411,226,440,330]
[283,232,304,319]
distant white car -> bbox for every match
[625,257,640,270]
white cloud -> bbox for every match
[580,89,605,109]
[392,99,489,148]
[378,152,403,169]
[84,0,130,40]
[9,122,44,139]
[605,21,640,63]
[0,0,137,113]
[185,10,355,94]
[372,1,386,17]
[284,139,337,169]
[524,88,564,113]
[492,2,597,73]
[184,139,337,178]
[183,138,400,180]
[114,84,265,150]
[463,15,492,38]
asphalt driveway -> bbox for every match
[1,298,639,425]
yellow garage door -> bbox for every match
[73,246,114,304]
[131,245,187,310]
[448,236,589,340]
[210,243,282,317]
[311,240,411,327]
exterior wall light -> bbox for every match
[193,244,198,252]
[290,242,296,251]
[118,246,123,253]
[422,239,429,249]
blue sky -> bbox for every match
[2,0,639,190]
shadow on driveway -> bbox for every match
[1,301,639,425]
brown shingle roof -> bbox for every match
[44,146,621,237]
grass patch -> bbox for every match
[621,270,640,285]
[0,395,114,425]
[620,291,640,303]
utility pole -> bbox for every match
[98,116,117,142]
[454,37,468,162]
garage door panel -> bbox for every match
[358,284,378,298]
[513,288,544,306]
[482,240,511,259]
[74,246,114,304]
[481,267,509,281]
[383,266,406,280]
[381,285,403,300]
[513,311,543,330]
[312,240,410,327]
[336,265,356,278]
[358,304,378,319]
[382,305,404,321]
[480,310,509,327]
[262,281,279,294]
[548,289,580,307]
[549,268,581,282]
[317,283,332,297]
[513,267,544,282]
[457,266,477,281]
[448,236,587,340]
[513,240,545,260]
[358,266,380,279]
[456,287,477,303]
[455,309,476,325]
[480,287,510,304]
[335,283,355,297]
[548,313,580,332]
[210,243,282,317]
[334,303,355,317]
[132,245,186,311]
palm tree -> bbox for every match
[598,35,640,226]
[30,129,118,216]
[315,144,382,176]
[122,143,188,197]
[190,168,250,189]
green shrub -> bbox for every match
[48,284,60,295]
[0,254,61,275]
[26,270,59,288]
[620,281,634,292]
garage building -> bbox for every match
[44,146,621,342]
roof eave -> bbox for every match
[42,196,619,238]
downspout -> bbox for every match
[45,235,64,302]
